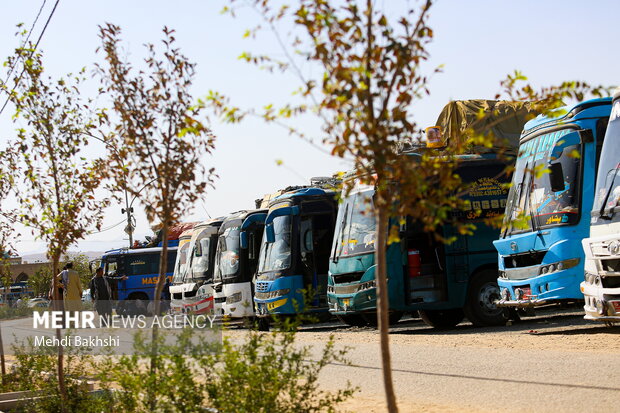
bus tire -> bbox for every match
[257,317,270,332]
[464,269,508,327]
[126,293,149,316]
[418,309,464,329]
[336,314,368,327]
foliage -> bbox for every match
[1,341,114,412]
[95,325,356,413]
[96,23,217,317]
[29,265,52,297]
[1,28,110,408]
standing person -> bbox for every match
[63,262,82,313]
[89,268,112,323]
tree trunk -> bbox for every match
[51,256,67,412]
[149,222,169,411]
[0,320,5,386]
[375,205,398,413]
[154,223,169,317]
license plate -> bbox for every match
[521,287,532,299]
[612,301,620,312]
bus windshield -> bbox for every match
[593,108,620,219]
[331,189,376,258]
[189,229,212,282]
[258,215,292,273]
[214,226,241,282]
[172,241,191,284]
[502,128,582,237]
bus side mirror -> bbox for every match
[549,162,565,192]
[248,233,256,260]
[303,229,313,252]
[240,231,248,249]
[266,224,275,243]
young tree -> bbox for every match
[96,24,216,396]
[1,38,108,409]
[0,152,17,386]
[215,1,609,411]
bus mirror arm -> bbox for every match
[434,248,443,271]
[266,224,275,243]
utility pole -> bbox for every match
[121,190,134,248]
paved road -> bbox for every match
[253,309,620,412]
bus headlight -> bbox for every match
[267,288,290,299]
[357,280,376,292]
[226,292,242,304]
[539,258,579,276]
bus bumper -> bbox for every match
[327,285,377,315]
[581,279,620,322]
[254,275,304,317]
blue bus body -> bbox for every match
[253,188,337,318]
[494,98,612,307]
[99,246,177,302]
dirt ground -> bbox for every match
[227,308,620,412]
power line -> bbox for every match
[86,218,127,235]
[1,0,48,89]
[0,0,61,117]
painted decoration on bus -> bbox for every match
[460,176,508,220]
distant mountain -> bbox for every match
[20,251,104,264]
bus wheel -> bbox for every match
[336,314,368,327]
[418,309,464,329]
[126,293,149,316]
[464,269,508,327]
[257,317,270,332]
[362,311,403,327]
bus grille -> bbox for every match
[256,282,269,292]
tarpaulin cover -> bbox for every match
[434,100,539,154]
[166,222,199,240]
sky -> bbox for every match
[1,0,618,256]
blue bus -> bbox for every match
[253,187,337,329]
[494,98,611,308]
[99,246,177,313]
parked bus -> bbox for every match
[212,210,266,319]
[99,246,177,314]
[327,100,534,328]
[328,154,513,327]
[494,98,611,310]
[581,90,620,322]
[171,229,195,287]
[254,185,338,329]
[170,218,224,315]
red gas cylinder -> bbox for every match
[407,249,421,277]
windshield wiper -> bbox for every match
[526,173,539,233]
[599,167,620,220]
[332,204,349,263]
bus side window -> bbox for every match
[105,257,120,276]
[167,251,176,273]
[125,253,159,276]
